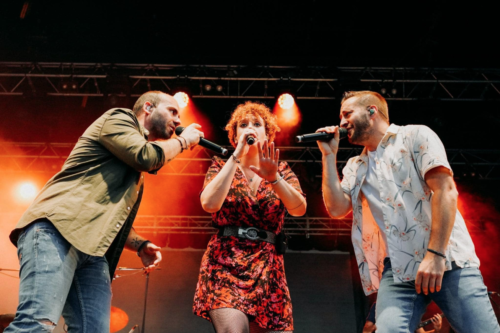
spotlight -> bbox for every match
[173,92,189,108]
[216,84,223,92]
[204,84,212,92]
[16,182,38,201]
[380,87,387,94]
[278,93,295,109]
[391,88,397,95]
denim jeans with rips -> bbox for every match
[5,220,112,333]
[375,258,500,333]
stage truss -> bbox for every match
[1,62,500,101]
[0,143,495,236]
[1,142,499,180]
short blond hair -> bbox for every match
[341,91,389,122]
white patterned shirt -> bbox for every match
[341,124,479,295]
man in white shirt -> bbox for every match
[317,90,499,332]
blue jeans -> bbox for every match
[376,259,500,333]
[5,220,111,333]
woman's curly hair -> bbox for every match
[225,101,280,148]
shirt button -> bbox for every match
[137,191,139,194]
[141,175,144,179]
[116,223,120,228]
[127,207,130,210]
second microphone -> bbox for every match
[296,127,348,143]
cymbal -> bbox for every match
[110,306,129,333]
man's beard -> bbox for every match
[349,113,372,144]
[149,111,171,140]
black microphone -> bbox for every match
[296,128,348,143]
[175,126,228,156]
[246,135,256,145]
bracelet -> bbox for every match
[137,240,151,257]
[174,138,184,152]
[179,136,188,149]
[232,154,241,163]
[271,175,284,185]
[427,248,446,259]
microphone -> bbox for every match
[246,135,256,145]
[296,128,348,143]
[175,126,228,156]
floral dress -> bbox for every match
[193,156,305,331]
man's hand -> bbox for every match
[415,252,446,294]
[138,242,162,272]
[178,123,204,149]
[315,125,341,156]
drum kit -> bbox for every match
[0,266,156,333]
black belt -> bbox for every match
[218,226,277,244]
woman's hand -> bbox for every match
[249,140,280,182]
[233,128,258,158]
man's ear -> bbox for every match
[144,103,153,114]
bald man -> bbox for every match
[5,91,204,333]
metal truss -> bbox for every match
[133,215,351,236]
[1,142,500,179]
[1,62,500,101]
[131,214,485,236]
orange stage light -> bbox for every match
[16,182,38,201]
[173,92,189,108]
[278,93,295,109]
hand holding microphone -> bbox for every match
[175,125,228,155]
[297,126,346,156]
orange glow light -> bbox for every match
[278,93,294,109]
[17,182,38,201]
[173,92,189,108]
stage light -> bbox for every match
[278,93,295,109]
[173,92,189,108]
[380,87,387,94]
[16,182,38,201]
[204,84,212,92]
[216,84,223,92]
[391,88,397,95]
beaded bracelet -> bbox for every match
[427,248,446,259]
[174,137,184,152]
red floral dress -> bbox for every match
[193,156,305,331]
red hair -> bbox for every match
[225,101,280,147]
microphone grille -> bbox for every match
[339,127,348,139]
[174,126,185,136]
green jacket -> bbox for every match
[10,108,165,268]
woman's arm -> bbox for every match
[200,155,239,213]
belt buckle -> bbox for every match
[239,227,260,240]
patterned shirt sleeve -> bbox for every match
[407,125,452,180]
[341,158,355,197]
[279,161,305,197]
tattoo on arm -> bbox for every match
[131,237,141,249]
